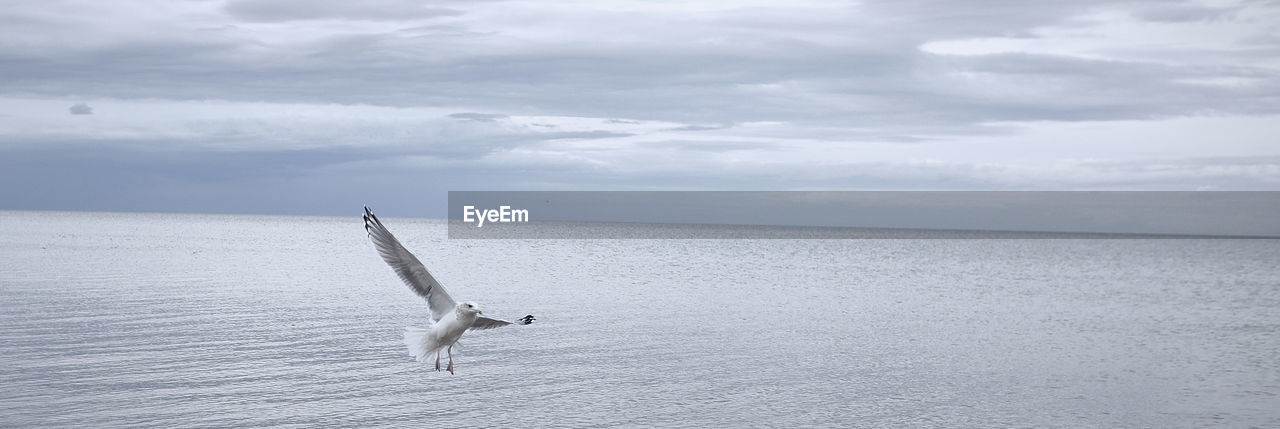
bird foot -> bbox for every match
[447,362,454,374]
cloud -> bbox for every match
[1130,4,1235,23]
[223,0,462,22]
[69,103,92,115]
[0,0,1278,213]
[5,1,1277,131]
[448,112,508,123]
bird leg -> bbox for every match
[434,351,441,371]
[446,345,454,375]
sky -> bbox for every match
[1,0,1278,216]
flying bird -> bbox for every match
[363,206,534,374]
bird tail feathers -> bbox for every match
[404,326,442,362]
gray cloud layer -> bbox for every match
[224,0,462,22]
[7,1,1275,124]
[68,103,92,115]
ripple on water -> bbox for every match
[1,211,1278,427]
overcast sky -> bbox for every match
[1,0,1278,216]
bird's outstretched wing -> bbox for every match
[469,315,536,331]
[364,206,457,322]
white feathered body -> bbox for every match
[404,309,478,362]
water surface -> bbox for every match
[1,211,1277,427]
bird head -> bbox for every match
[457,301,483,316]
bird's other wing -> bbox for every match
[469,315,535,331]
[364,206,457,322]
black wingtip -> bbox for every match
[518,315,535,325]
[362,206,376,233]
[364,207,383,226]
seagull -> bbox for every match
[363,206,533,374]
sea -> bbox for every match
[1,210,1277,428]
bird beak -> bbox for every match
[478,310,484,314]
